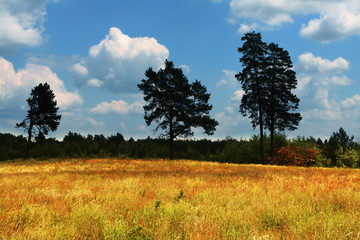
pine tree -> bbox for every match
[265,43,302,155]
[236,32,268,162]
[16,82,61,157]
[236,32,301,162]
[138,60,218,159]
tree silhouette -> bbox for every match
[138,60,218,159]
[236,32,301,161]
[16,82,61,157]
[265,43,302,155]
[236,32,268,162]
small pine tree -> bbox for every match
[16,82,61,157]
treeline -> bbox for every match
[1,127,359,168]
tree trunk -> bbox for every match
[270,128,274,157]
[26,118,33,159]
[169,112,175,160]
[169,136,174,160]
[259,105,264,163]
[256,71,264,163]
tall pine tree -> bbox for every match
[265,43,302,155]
[236,32,268,162]
[237,32,301,161]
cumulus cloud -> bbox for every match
[293,52,356,123]
[71,63,88,77]
[0,0,56,54]
[72,27,169,93]
[216,69,237,87]
[89,99,143,115]
[295,52,352,87]
[297,52,349,74]
[0,57,83,110]
[300,4,360,42]
[227,0,360,42]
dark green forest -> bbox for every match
[1,128,360,168]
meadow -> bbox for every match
[0,159,359,240]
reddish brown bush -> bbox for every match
[270,145,319,166]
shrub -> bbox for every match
[270,145,319,166]
[334,148,360,168]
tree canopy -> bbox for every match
[138,60,218,159]
[16,82,61,157]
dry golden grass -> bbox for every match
[0,158,359,239]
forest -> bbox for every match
[1,127,360,168]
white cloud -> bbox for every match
[85,78,104,88]
[0,57,83,110]
[227,0,360,42]
[86,117,105,127]
[293,52,357,124]
[237,23,259,34]
[295,53,352,87]
[0,0,55,54]
[72,27,169,93]
[71,63,88,77]
[229,0,314,26]
[89,99,143,115]
[179,65,190,73]
[324,76,353,86]
[231,89,244,102]
[297,52,349,74]
[222,89,244,115]
[216,69,237,87]
[342,94,360,108]
[300,5,360,42]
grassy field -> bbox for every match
[0,159,359,240]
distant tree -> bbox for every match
[265,43,302,155]
[16,82,61,157]
[325,127,355,166]
[236,32,268,162]
[0,133,27,160]
[329,127,354,151]
[63,132,85,143]
[108,133,125,144]
[138,60,218,159]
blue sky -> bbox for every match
[1,0,360,140]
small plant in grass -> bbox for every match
[174,189,184,202]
